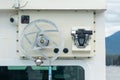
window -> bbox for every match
[0,66,85,80]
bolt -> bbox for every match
[34,57,43,66]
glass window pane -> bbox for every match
[0,66,85,80]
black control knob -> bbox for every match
[54,48,59,53]
[10,18,14,23]
[63,48,69,53]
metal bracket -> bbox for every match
[71,29,93,48]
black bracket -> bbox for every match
[71,29,93,48]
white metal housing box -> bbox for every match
[0,0,106,80]
[18,10,95,58]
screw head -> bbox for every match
[35,58,43,66]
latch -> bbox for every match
[71,29,93,48]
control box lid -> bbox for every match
[0,0,106,10]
